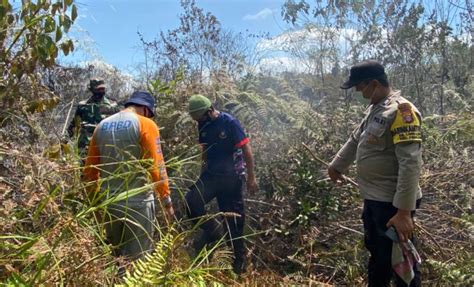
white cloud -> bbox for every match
[255,24,473,74]
[256,26,360,54]
[243,8,274,21]
[108,4,117,13]
[256,56,307,73]
[253,26,363,74]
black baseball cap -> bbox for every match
[124,91,156,116]
[341,60,387,89]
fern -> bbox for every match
[117,230,228,287]
[427,257,474,285]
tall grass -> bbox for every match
[0,142,240,286]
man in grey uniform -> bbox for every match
[328,60,422,286]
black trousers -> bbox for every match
[185,172,245,264]
[362,199,421,287]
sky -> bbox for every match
[64,0,292,74]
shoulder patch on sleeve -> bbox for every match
[398,103,414,123]
[390,103,421,144]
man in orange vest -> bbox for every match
[83,91,173,260]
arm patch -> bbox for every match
[390,103,421,144]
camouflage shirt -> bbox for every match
[68,96,119,151]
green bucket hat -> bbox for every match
[188,94,212,120]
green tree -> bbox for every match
[139,0,250,84]
[281,0,473,115]
[0,0,76,113]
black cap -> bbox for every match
[89,79,105,90]
[341,60,387,89]
[124,91,156,116]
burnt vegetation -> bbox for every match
[0,0,473,285]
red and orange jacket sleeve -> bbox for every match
[139,116,170,198]
[83,129,101,193]
[82,131,100,197]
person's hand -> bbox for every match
[160,196,175,223]
[164,204,175,223]
[85,182,100,202]
[60,135,69,144]
[328,166,344,184]
[246,175,258,196]
[386,209,414,242]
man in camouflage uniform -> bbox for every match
[68,79,119,156]
[328,60,422,287]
